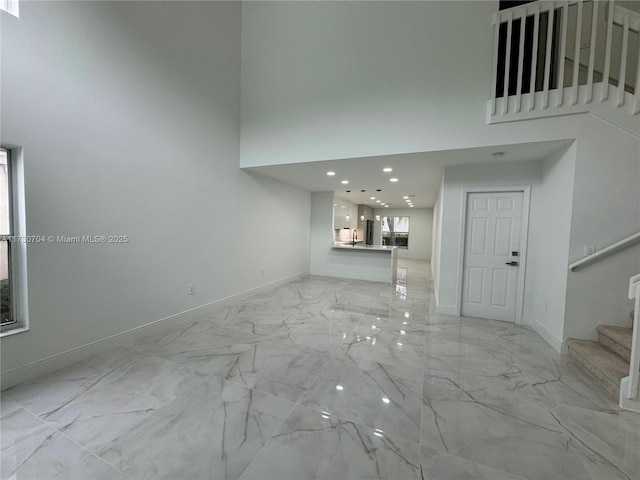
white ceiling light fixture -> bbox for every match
[327,171,336,176]
[390,178,398,183]
[341,180,349,185]
[383,167,393,173]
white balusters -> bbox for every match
[571,0,583,105]
[491,12,501,116]
[516,9,527,112]
[542,2,555,109]
[586,0,598,103]
[503,12,514,114]
[489,0,640,119]
[601,0,614,101]
[626,274,640,400]
[529,5,541,111]
[556,1,569,106]
[617,15,630,107]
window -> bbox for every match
[382,216,409,248]
[1,147,28,334]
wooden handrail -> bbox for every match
[569,232,640,271]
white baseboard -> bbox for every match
[310,269,391,284]
[527,315,566,354]
[0,271,309,390]
[435,304,458,316]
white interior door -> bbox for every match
[461,191,524,322]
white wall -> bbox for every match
[563,119,640,341]
[524,143,577,350]
[0,1,310,382]
[373,208,432,261]
[240,0,500,167]
[437,161,542,319]
[240,0,640,352]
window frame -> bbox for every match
[1,147,29,336]
[381,216,410,249]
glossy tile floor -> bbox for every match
[2,260,639,479]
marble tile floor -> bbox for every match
[1,260,639,480]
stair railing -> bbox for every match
[569,231,640,271]
[490,0,640,118]
[623,273,640,401]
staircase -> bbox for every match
[488,0,640,137]
[567,324,633,399]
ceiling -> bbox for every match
[244,140,572,209]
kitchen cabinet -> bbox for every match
[333,201,357,230]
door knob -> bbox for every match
[506,261,519,266]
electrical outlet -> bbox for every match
[188,284,195,295]
[584,245,595,256]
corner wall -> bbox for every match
[436,160,542,317]
[524,143,576,350]
[0,1,310,384]
[563,118,640,341]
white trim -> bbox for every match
[435,304,458,316]
[1,147,29,336]
[309,269,391,284]
[457,186,531,324]
[487,84,640,140]
[0,270,309,389]
[527,314,566,354]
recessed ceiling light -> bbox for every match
[376,200,381,203]
[403,196,409,199]
[390,178,398,182]
[370,196,376,200]
[385,205,389,208]
[341,180,349,184]
[409,205,414,207]
[327,171,336,176]
[405,199,411,203]
[383,167,393,173]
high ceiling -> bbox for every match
[244,140,572,209]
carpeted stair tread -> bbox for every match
[597,325,632,362]
[566,338,629,399]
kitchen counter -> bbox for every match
[327,243,398,283]
[332,243,397,252]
